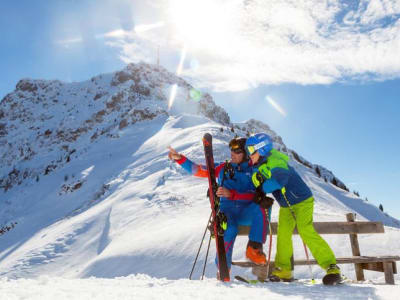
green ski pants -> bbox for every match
[275,197,336,271]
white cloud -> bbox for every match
[103,0,400,91]
[358,0,400,24]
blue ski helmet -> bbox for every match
[245,133,273,156]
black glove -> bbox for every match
[253,189,274,209]
[259,196,274,209]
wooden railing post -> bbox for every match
[383,262,395,284]
[346,213,365,281]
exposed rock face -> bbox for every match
[0,62,231,193]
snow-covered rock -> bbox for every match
[0,62,229,194]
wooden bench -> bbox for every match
[232,213,400,284]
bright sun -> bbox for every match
[168,0,235,52]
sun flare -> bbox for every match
[168,0,235,52]
[266,96,287,117]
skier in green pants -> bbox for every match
[245,133,340,283]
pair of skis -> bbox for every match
[202,133,230,281]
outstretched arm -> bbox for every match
[168,146,223,178]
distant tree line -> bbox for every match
[0,222,17,236]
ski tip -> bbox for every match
[234,275,259,284]
[234,275,250,284]
[203,133,212,140]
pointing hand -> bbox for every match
[168,146,182,161]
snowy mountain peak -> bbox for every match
[0,62,229,193]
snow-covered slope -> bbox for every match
[0,63,399,298]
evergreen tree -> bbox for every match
[379,204,384,212]
[315,166,321,177]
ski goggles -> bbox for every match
[246,145,257,156]
[246,141,267,156]
[231,148,244,154]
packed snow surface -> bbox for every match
[1,274,399,300]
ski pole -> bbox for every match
[201,233,212,280]
[302,240,314,283]
[265,208,273,279]
[189,212,212,279]
[281,188,315,284]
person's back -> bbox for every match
[253,149,312,207]
[270,166,313,207]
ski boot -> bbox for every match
[269,267,294,282]
[246,241,266,265]
[323,264,341,285]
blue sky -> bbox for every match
[215,81,400,217]
[1,0,400,219]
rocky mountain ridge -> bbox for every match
[0,62,348,197]
[0,62,229,193]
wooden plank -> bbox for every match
[338,256,400,263]
[237,221,384,236]
[361,262,383,272]
[252,263,274,281]
[233,261,260,268]
[383,262,395,284]
[295,256,400,265]
[360,262,397,274]
[232,256,400,268]
[347,213,365,281]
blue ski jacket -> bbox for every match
[175,155,256,208]
[253,149,313,207]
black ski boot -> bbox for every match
[322,264,342,285]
